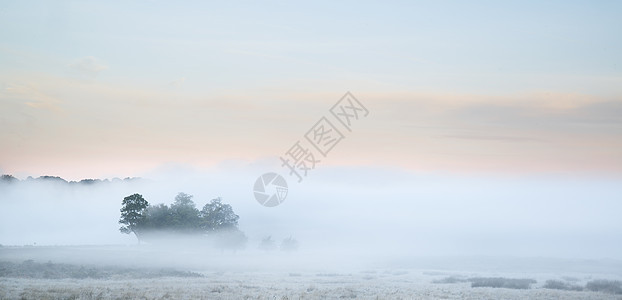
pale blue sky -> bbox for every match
[2,1,620,92]
[1,1,621,178]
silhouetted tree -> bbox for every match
[119,193,149,241]
[78,179,101,185]
[120,193,246,249]
[37,176,67,183]
[144,203,173,230]
[169,192,201,232]
[199,197,239,232]
[1,174,17,183]
[280,237,299,252]
[259,236,276,251]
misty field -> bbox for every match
[5,275,622,300]
[2,246,622,299]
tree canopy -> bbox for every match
[119,194,149,240]
[200,197,239,232]
[119,192,245,248]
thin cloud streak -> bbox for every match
[438,134,545,142]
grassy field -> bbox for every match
[3,271,622,299]
[2,245,622,299]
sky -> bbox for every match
[1,0,621,179]
[1,1,621,261]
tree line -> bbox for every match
[1,174,141,185]
[119,193,246,249]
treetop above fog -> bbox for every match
[119,192,241,240]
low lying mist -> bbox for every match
[2,162,622,276]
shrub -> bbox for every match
[469,277,536,289]
[280,237,299,252]
[543,280,583,291]
[432,276,467,284]
[259,236,276,251]
[0,260,202,279]
[585,279,622,294]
